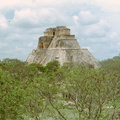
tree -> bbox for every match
[45,60,60,73]
[61,66,120,119]
[0,69,27,120]
[0,58,119,120]
[101,55,120,72]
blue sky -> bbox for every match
[0,0,120,61]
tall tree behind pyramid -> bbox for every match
[26,26,100,68]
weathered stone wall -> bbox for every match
[26,48,100,68]
[44,26,70,36]
[37,36,53,49]
[44,28,55,36]
[56,35,75,40]
[26,26,100,68]
[49,38,80,49]
[44,31,53,36]
[56,29,70,36]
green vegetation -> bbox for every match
[0,57,120,120]
[101,55,120,72]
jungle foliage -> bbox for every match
[0,57,120,120]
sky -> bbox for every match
[0,0,120,61]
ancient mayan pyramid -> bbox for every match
[26,26,100,68]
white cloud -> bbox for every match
[0,42,7,48]
[27,42,34,47]
[109,32,118,39]
[12,9,37,28]
[0,0,120,61]
[0,13,11,38]
[0,13,8,28]
[73,11,108,38]
[14,46,24,51]
[84,22,108,38]
[0,0,33,10]
[12,8,69,28]
[35,0,87,6]
[98,20,109,31]
[35,0,64,6]
[78,11,98,25]
[0,0,86,11]
[92,0,120,12]
[0,0,120,12]
[73,16,79,23]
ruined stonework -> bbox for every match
[26,26,100,68]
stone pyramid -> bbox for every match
[26,26,100,68]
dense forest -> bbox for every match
[0,55,120,120]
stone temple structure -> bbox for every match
[26,26,100,68]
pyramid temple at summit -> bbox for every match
[26,26,100,68]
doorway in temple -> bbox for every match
[53,32,55,36]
